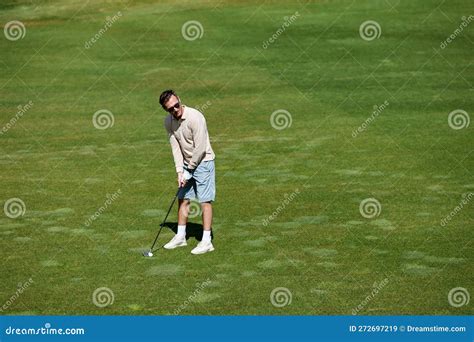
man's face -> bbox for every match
[163,95,183,119]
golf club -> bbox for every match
[143,188,180,257]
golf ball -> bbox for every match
[147,252,153,257]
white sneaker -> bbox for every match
[191,241,215,255]
[163,234,187,250]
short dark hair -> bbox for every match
[159,89,177,107]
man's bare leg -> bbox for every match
[201,202,212,231]
[178,199,189,226]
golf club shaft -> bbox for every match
[149,188,180,251]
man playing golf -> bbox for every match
[159,89,216,255]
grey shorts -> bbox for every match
[178,160,216,203]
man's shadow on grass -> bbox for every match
[162,222,214,241]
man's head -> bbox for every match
[159,89,183,119]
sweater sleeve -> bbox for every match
[164,116,184,173]
[187,113,208,170]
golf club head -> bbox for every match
[142,250,153,257]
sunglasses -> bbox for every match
[165,102,180,113]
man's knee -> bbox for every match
[200,202,212,213]
[178,199,190,210]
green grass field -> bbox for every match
[0,0,472,315]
